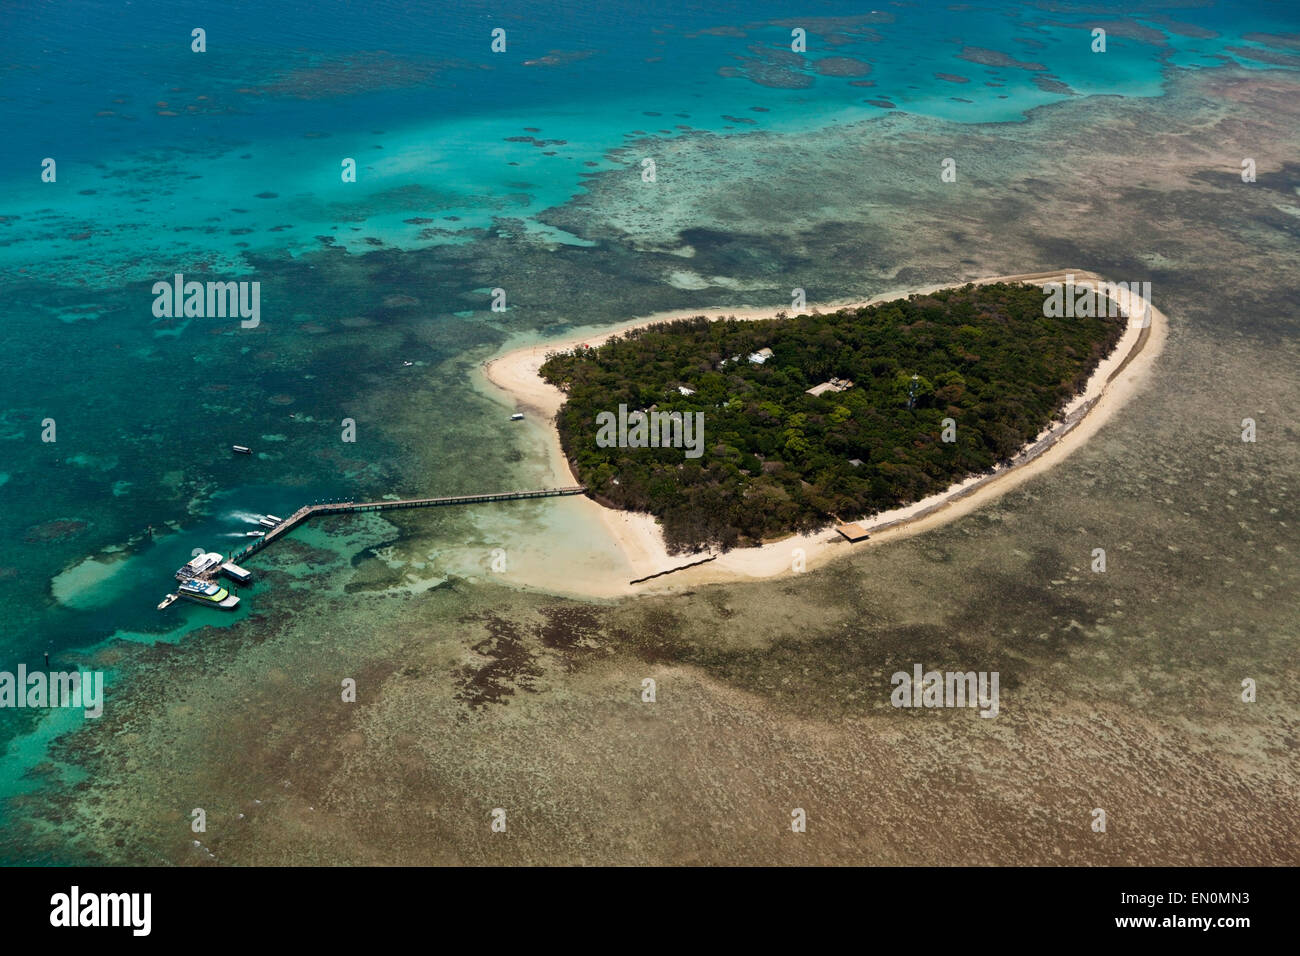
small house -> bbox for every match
[805,377,854,397]
[836,523,870,543]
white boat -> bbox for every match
[245,530,265,537]
[510,412,524,421]
[177,551,224,579]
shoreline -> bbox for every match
[477,269,1168,597]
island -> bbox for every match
[539,280,1132,554]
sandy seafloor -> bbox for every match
[3,55,1299,863]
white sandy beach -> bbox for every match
[478,269,1168,597]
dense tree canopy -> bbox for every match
[540,282,1125,554]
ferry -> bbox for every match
[245,530,265,537]
[177,551,224,579]
[232,445,252,455]
[258,517,279,529]
[177,578,240,610]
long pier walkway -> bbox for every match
[226,486,586,566]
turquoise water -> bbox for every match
[3,1,1294,283]
[1,0,1297,856]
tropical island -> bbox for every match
[539,281,1128,554]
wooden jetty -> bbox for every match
[225,486,587,566]
[158,486,587,608]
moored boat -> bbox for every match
[177,551,224,579]
[177,578,240,610]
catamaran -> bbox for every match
[177,578,240,610]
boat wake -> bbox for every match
[225,510,265,525]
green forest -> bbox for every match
[539,282,1126,554]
